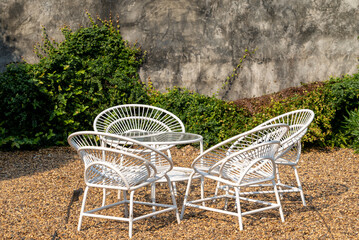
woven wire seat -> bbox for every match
[180,124,289,230]
[255,109,315,206]
[68,131,180,238]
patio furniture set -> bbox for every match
[68,104,314,238]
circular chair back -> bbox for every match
[94,104,185,135]
[255,109,315,162]
[93,104,185,152]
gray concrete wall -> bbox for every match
[1,0,358,100]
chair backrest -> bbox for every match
[192,124,289,172]
[219,141,280,186]
[93,104,185,135]
[68,131,173,186]
[255,109,315,156]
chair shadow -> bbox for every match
[67,182,184,237]
[177,180,349,226]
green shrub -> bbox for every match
[245,72,359,148]
[0,63,53,148]
[325,73,359,143]
[147,80,338,148]
[343,108,359,151]
[329,73,359,112]
[0,14,149,149]
[148,85,250,147]
[0,13,357,151]
[247,83,336,147]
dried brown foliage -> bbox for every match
[233,82,324,114]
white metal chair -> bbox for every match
[255,109,315,206]
[94,104,191,200]
[68,131,180,238]
[93,104,185,156]
[180,124,289,230]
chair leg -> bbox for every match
[118,190,122,200]
[234,187,243,231]
[200,176,205,206]
[173,182,178,196]
[102,188,106,206]
[293,166,306,206]
[181,172,196,219]
[78,186,89,231]
[123,190,129,218]
[213,181,221,202]
[273,180,285,222]
[128,191,135,239]
[151,182,156,215]
[164,174,180,224]
[276,165,283,199]
[224,185,229,210]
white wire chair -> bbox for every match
[180,124,289,230]
[94,104,185,154]
[255,109,315,206]
[93,104,188,202]
[68,131,180,238]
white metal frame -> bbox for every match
[255,109,315,206]
[68,131,180,238]
[93,104,201,208]
[180,124,289,230]
[93,104,185,153]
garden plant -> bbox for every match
[1,14,359,152]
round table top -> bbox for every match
[120,132,203,145]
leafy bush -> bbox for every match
[0,12,357,151]
[0,63,53,148]
[329,73,359,112]
[246,83,336,147]
[148,85,250,147]
[325,73,359,142]
[343,108,359,151]
[0,14,149,149]
[148,81,338,148]
[241,71,359,148]
[342,109,359,152]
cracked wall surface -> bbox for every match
[1,0,358,99]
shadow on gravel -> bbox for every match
[0,146,77,181]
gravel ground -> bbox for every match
[1,145,358,239]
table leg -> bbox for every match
[151,182,156,217]
[200,139,204,153]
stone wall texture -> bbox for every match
[1,0,358,99]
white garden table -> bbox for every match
[121,131,205,212]
[123,131,204,184]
